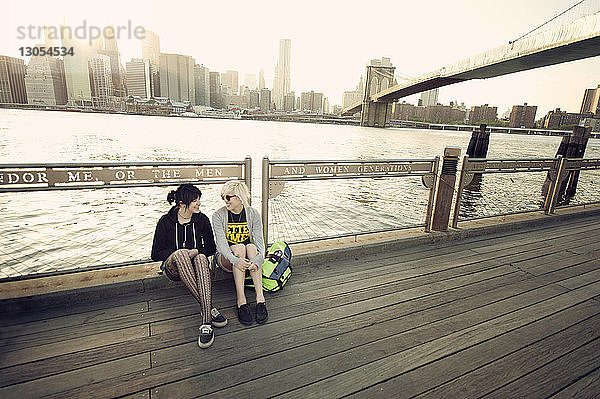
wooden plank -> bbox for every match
[0,353,150,399]
[484,339,600,398]
[548,366,600,398]
[407,306,600,398]
[271,281,600,399]
[0,301,148,340]
[33,268,552,399]
[349,301,600,398]
[0,264,524,388]
[156,282,571,399]
[0,324,148,368]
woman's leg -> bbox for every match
[164,249,210,324]
[246,244,265,303]
[229,244,248,307]
[192,253,212,325]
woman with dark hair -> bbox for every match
[151,184,226,349]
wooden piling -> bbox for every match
[432,147,461,231]
[466,124,490,159]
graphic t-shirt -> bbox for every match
[226,208,250,246]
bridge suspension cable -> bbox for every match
[510,0,599,44]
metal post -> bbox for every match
[452,155,470,228]
[424,156,440,232]
[244,156,252,205]
[261,156,270,246]
[545,155,565,215]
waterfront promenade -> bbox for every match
[1,205,600,398]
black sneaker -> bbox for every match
[255,302,268,324]
[211,307,228,328]
[237,304,253,325]
[198,324,214,348]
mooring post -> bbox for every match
[261,156,270,246]
[431,147,461,231]
[544,155,566,215]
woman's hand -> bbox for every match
[248,263,260,273]
[235,258,252,271]
[188,249,199,258]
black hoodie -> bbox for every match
[151,206,216,262]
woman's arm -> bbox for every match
[248,207,265,267]
[198,214,216,257]
[211,208,241,265]
[151,218,173,261]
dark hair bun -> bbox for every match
[167,190,177,204]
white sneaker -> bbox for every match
[198,324,214,348]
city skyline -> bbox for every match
[2,0,599,116]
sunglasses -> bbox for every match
[221,194,237,201]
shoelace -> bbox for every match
[210,308,220,318]
[200,325,212,334]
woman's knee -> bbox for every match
[246,243,258,258]
[230,244,246,257]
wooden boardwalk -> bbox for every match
[1,215,600,398]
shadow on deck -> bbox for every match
[1,211,600,398]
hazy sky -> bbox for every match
[2,0,599,116]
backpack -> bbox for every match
[245,241,292,292]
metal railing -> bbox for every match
[0,158,251,281]
[452,155,600,227]
[261,157,440,245]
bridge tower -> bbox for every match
[360,58,395,128]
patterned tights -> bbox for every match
[164,250,212,325]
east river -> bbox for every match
[1,109,599,278]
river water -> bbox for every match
[1,109,599,278]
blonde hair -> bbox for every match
[221,181,251,207]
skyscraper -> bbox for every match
[509,103,537,128]
[61,28,94,106]
[209,71,223,109]
[142,30,161,97]
[244,73,257,90]
[420,88,439,107]
[25,47,67,105]
[89,55,114,108]
[194,64,210,106]
[272,39,291,110]
[221,70,239,95]
[98,25,125,98]
[258,70,265,90]
[0,56,27,103]
[126,58,151,98]
[159,53,195,103]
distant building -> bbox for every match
[61,30,94,106]
[25,51,67,105]
[0,56,27,103]
[420,88,439,107]
[469,104,497,124]
[125,95,192,115]
[259,88,271,112]
[142,30,161,97]
[541,108,591,129]
[221,70,239,95]
[343,75,363,109]
[509,103,537,128]
[126,59,152,99]
[331,104,343,115]
[194,64,210,106]
[98,25,125,98]
[272,39,291,110]
[258,70,265,90]
[209,71,223,109]
[581,117,600,132]
[248,90,260,109]
[423,104,465,124]
[580,85,600,116]
[159,53,195,103]
[283,92,295,111]
[89,55,114,108]
[392,102,416,120]
[244,73,257,90]
[300,91,324,113]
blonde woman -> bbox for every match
[212,181,268,325]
